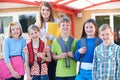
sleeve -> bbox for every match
[116,46,120,79]
[93,47,97,80]
[54,18,59,22]
[23,46,29,54]
[48,34,55,40]
[3,38,10,63]
[51,39,57,54]
[74,40,81,61]
[21,38,26,62]
[71,38,77,54]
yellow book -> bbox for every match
[46,22,61,45]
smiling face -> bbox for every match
[29,29,40,40]
[41,5,50,21]
[99,28,113,44]
[84,22,96,38]
[60,22,71,35]
[11,25,21,39]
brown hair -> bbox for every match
[28,24,40,34]
[38,1,54,29]
[59,16,71,26]
[8,21,23,38]
[81,18,98,38]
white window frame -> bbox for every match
[0,11,38,21]
[92,12,120,32]
[0,11,39,34]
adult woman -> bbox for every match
[36,1,57,80]
[38,1,57,43]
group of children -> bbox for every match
[1,1,120,80]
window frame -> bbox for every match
[92,12,120,32]
[0,11,38,33]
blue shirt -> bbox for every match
[74,37,102,63]
[3,37,26,63]
[93,43,120,80]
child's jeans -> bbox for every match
[32,75,49,80]
[56,76,75,80]
[75,69,92,80]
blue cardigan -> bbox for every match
[4,37,26,63]
[74,37,102,63]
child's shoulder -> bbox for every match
[4,37,12,42]
[113,43,120,49]
[20,36,25,39]
[53,38,59,45]
[27,40,31,44]
[73,37,77,40]
[94,43,103,50]
[20,36,26,42]
[53,38,57,42]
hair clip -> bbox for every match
[9,22,13,26]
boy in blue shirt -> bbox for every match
[93,24,120,80]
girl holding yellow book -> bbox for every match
[36,1,58,80]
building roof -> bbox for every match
[0,0,120,36]
[0,0,120,15]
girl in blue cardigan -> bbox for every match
[4,21,26,80]
[74,19,102,80]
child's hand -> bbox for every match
[37,52,47,61]
[23,47,28,54]
[59,53,67,59]
[67,52,73,57]
[37,52,46,58]
[78,47,87,54]
[11,71,21,79]
[45,33,49,40]
[44,45,50,52]
[27,75,32,80]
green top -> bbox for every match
[51,38,77,77]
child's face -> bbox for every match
[85,22,96,37]
[29,29,40,40]
[60,22,71,35]
[41,5,50,20]
[11,25,21,39]
[99,28,113,43]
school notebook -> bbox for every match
[46,22,61,45]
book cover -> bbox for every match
[46,22,61,45]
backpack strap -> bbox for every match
[78,38,86,74]
[80,37,100,47]
[57,36,74,67]
[80,38,86,47]
[27,38,45,75]
[78,37,100,74]
[57,36,74,52]
[95,37,100,47]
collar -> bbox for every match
[102,40,114,47]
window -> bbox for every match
[95,16,110,27]
[0,11,37,33]
[114,15,120,45]
[0,16,13,33]
[92,13,120,45]
[19,14,36,33]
